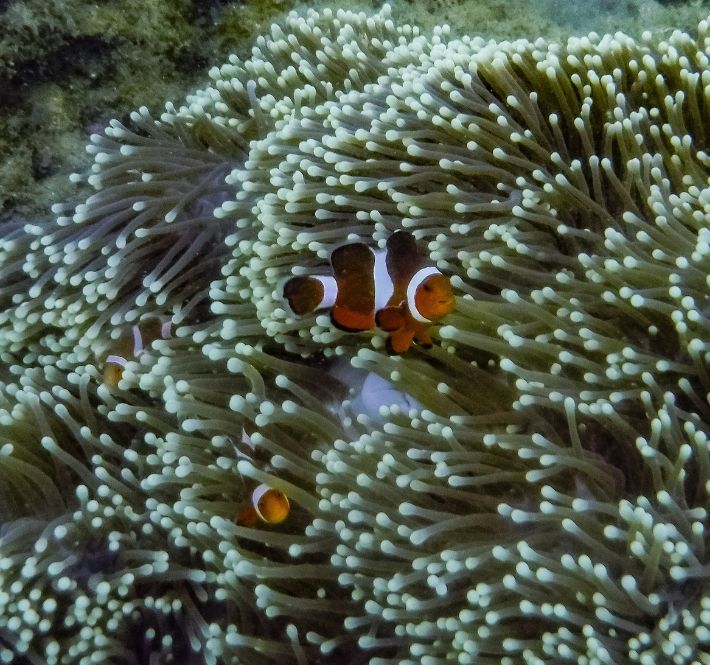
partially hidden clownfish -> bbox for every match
[103,317,171,387]
[236,483,290,527]
[283,231,455,353]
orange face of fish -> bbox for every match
[103,362,124,387]
[414,274,455,321]
[236,486,291,527]
[255,489,290,525]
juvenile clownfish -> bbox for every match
[236,483,290,527]
[103,317,171,386]
[283,231,455,353]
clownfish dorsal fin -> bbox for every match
[137,317,171,347]
[385,231,423,305]
[330,242,376,332]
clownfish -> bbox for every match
[236,483,290,527]
[283,231,455,353]
[103,317,171,386]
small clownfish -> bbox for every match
[283,231,454,354]
[236,483,291,527]
[103,317,171,386]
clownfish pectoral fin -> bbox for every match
[386,327,416,355]
[375,306,406,332]
[330,242,376,332]
[236,505,260,527]
[413,326,433,348]
[284,276,325,315]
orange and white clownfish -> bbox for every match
[236,483,290,527]
[103,317,172,386]
[283,231,455,353]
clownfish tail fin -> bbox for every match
[284,276,324,315]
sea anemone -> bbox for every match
[0,4,708,664]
